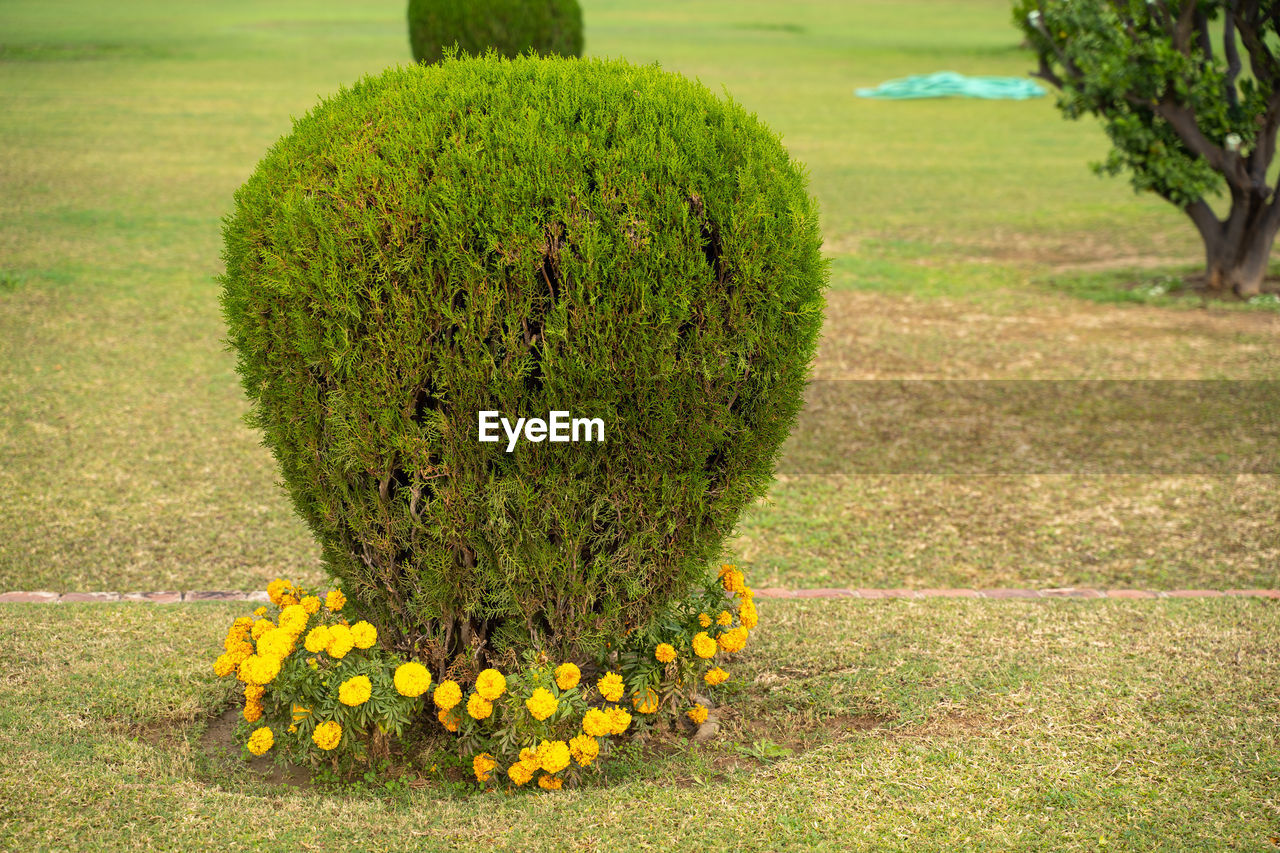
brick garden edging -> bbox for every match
[1,587,1277,603]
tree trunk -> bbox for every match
[1190,194,1279,298]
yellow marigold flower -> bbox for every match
[698,612,712,628]
[303,625,331,654]
[253,606,267,617]
[687,703,709,725]
[437,707,460,732]
[350,621,377,649]
[718,563,735,578]
[474,669,507,701]
[467,693,493,721]
[326,624,355,659]
[692,631,717,659]
[338,675,372,706]
[312,720,342,751]
[518,746,540,770]
[596,672,625,703]
[655,643,676,663]
[266,578,292,606]
[240,654,281,686]
[291,704,311,722]
[278,594,298,608]
[227,640,254,664]
[393,662,432,698]
[718,625,749,654]
[525,687,558,721]
[537,740,571,774]
[257,627,295,661]
[632,688,660,714]
[507,762,533,786]
[472,752,497,783]
[537,774,563,790]
[250,619,274,641]
[247,726,274,756]
[569,733,599,767]
[740,586,754,601]
[704,667,729,686]
[716,610,733,627]
[720,567,746,595]
[232,615,253,630]
[243,700,263,723]
[224,631,247,653]
[554,662,581,691]
[606,707,632,735]
[213,654,236,678]
[244,683,264,702]
[278,604,308,636]
[582,708,612,737]
[739,599,758,630]
[325,589,346,611]
[300,595,321,615]
[433,680,462,711]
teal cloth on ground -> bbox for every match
[855,71,1045,100]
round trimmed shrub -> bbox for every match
[219,56,825,667]
[407,0,584,65]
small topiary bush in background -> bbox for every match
[407,0,584,65]
[219,55,825,673]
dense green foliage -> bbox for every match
[219,55,825,667]
[407,0,583,65]
[1014,0,1280,295]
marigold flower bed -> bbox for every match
[213,565,759,790]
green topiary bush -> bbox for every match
[219,55,825,670]
[407,0,583,65]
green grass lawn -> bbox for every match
[1,597,1276,850]
[3,2,1279,847]
[1,0,1276,593]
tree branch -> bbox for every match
[1152,97,1252,189]
[1184,198,1223,244]
[1195,8,1213,66]
[1224,1,1243,110]
[1172,0,1199,56]
[1238,1,1280,81]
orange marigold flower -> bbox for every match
[596,672,625,702]
[466,693,493,721]
[654,643,676,663]
[554,662,581,691]
[692,632,717,659]
[687,703,709,725]
[474,669,507,701]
